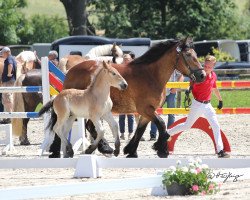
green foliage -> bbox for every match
[57,0,250,39]
[0,0,68,45]
[0,0,27,44]
[90,0,250,40]
[198,47,236,62]
[23,15,68,44]
[162,159,220,195]
[90,0,164,38]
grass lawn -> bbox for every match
[167,89,250,108]
[210,90,250,108]
[19,0,66,19]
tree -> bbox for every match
[90,0,247,40]
[60,0,94,35]
[91,0,167,38]
[20,15,68,44]
[0,0,27,44]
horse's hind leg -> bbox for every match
[19,118,30,145]
[56,116,75,158]
[86,120,114,154]
[123,116,149,158]
[102,112,120,157]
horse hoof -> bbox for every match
[157,150,169,158]
[123,144,131,155]
[98,144,114,154]
[66,144,74,158]
[126,152,138,158]
[20,138,31,145]
[85,146,94,154]
[49,152,60,158]
[114,149,120,157]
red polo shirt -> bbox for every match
[191,71,217,101]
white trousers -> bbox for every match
[168,99,224,152]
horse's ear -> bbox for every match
[112,42,116,48]
[103,61,108,69]
[185,36,193,45]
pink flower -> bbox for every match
[196,168,202,174]
[201,191,206,196]
[192,185,199,191]
[209,184,214,190]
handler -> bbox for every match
[0,47,17,124]
[167,55,230,158]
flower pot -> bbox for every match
[166,183,190,196]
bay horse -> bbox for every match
[38,61,128,158]
[12,69,42,145]
[50,37,206,158]
[58,43,123,73]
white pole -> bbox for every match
[40,57,51,154]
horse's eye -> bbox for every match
[112,72,116,76]
[186,52,192,57]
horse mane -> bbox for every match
[131,39,179,65]
[86,63,103,90]
[85,44,114,58]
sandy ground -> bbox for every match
[0,114,250,200]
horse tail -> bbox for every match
[12,74,26,136]
[38,99,57,131]
[38,99,54,117]
[47,108,57,131]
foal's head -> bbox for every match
[174,37,206,83]
[111,43,123,58]
[102,61,128,90]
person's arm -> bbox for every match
[7,64,13,77]
[213,88,223,109]
[212,88,222,101]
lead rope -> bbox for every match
[184,81,193,110]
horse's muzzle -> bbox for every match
[120,82,128,90]
[192,70,206,83]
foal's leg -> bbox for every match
[124,116,150,158]
[85,119,104,154]
[60,116,75,158]
[85,120,114,155]
[102,112,120,157]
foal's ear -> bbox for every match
[112,42,116,48]
[103,61,108,69]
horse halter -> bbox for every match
[174,46,204,82]
[111,46,118,57]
